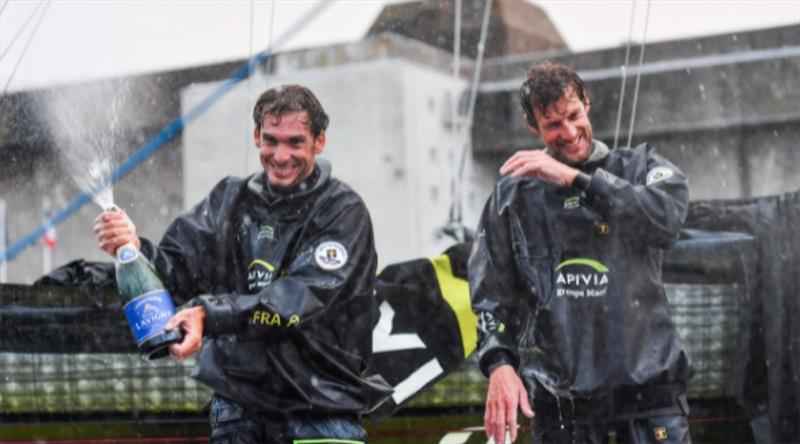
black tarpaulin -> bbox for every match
[685,190,800,443]
[1,191,798,435]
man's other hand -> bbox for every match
[165,305,205,361]
[500,149,578,187]
[94,207,140,256]
[485,364,534,444]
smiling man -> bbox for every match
[469,61,693,444]
[95,85,390,443]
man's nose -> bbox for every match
[272,145,291,163]
[563,123,578,140]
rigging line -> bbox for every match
[456,0,492,186]
[0,0,9,18]
[625,0,652,150]
[266,1,277,74]
[1,0,50,96]
[247,0,255,61]
[448,0,462,225]
[244,0,256,176]
[0,0,45,62]
[1,0,334,264]
[612,0,637,150]
[449,0,491,234]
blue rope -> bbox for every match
[1,1,333,263]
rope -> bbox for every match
[455,0,492,199]
[612,0,637,150]
[447,0,462,227]
[0,0,9,18]
[625,0,653,150]
[1,0,335,263]
[1,0,51,95]
[244,0,256,175]
[0,0,45,61]
[266,1,277,74]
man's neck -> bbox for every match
[268,165,320,197]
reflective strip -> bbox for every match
[248,259,275,272]
[293,440,364,444]
[439,431,473,444]
[372,301,426,353]
[556,258,609,273]
[391,358,443,404]
[430,254,477,357]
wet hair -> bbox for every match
[519,61,589,129]
[252,85,329,137]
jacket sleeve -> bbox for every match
[199,199,377,339]
[586,144,689,248]
[469,183,528,377]
[139,179,231,305]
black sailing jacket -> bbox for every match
[469,141,692,402]
[140,159,392,414]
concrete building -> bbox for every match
[181,34,493,267]
[0,0,797,283]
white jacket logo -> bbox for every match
[646,166,674,185]
[315,241,348,270]
[247,259,275,291]
[555,258,609,299]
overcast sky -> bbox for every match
[1,0,798,93]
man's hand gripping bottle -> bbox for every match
[115,243,182,359]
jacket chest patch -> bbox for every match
[247,259,276,291]
[244,218,287,291]
[314,241,348,270]
[564,196,581,210]
[256,224,275,241]
[555,258,610,299]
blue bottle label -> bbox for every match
[123,289,177,345]
[117,244,139,264]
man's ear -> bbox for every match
[522,113,539,136]
[584,99,591,114]
[314,131,326,155]
[253,126,260,147]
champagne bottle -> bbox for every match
[116,242,182,360]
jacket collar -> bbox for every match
[544,139,610,168]
[247,158,332,206]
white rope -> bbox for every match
[625,0,653,150]
[612,0,637,150]
[448,0,462,226]
[463,0,493,148]
[450,0,492,235]
[244,0,256,175]
[0,0,45,62]
[0,0,10,18]
[266,1,277,74]
[1,0,51,96]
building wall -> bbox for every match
[4,27,797,283]
[180,59,488,267]
[473,25,800,200]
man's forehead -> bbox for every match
[261,110,311,129]
[535,88,583,121]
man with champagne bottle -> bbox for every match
[95,85,390,443]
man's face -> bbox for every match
[253,111,325,188]
[530,87,593,165]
